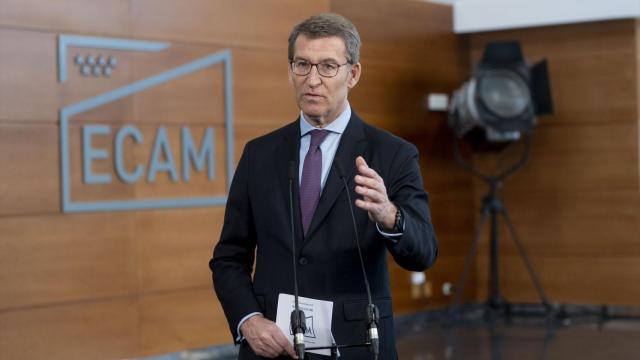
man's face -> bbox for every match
[288,35,361,127]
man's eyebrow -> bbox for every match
[293,56,341,63]
[319,58,340,63]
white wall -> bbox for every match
[452,0,640,33]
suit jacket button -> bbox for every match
[298,257,308,266]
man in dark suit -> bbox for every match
[210,13,437,359]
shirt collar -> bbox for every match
[299,103,351,137]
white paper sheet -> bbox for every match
[275,293,337,357]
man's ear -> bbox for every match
[347,62,361,89]
[288,63,294,86]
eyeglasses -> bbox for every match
[290,59,350,78]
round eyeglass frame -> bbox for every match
[290,60,350,78]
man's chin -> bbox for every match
[300,106,327,119]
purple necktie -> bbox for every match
[300,129,329,235]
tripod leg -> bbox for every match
[450,206,491,318]
[500,209,552,310]
[538,322,556,360]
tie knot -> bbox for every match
[309,129,329,147]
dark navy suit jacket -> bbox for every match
[210,112,438,359]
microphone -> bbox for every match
[334,159,379,359]
[288,161,306,359]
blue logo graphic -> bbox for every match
[57,34,234,213]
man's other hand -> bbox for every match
[354,156,397,230]
[240,314,298,358]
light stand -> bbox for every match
[449,136,552,320]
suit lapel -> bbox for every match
[276,120,304,252]
[303,113,367,243]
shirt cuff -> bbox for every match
[376,221,404,242]
[236,312,263,342]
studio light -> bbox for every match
[447,41,555,320]
[448,41,553,149]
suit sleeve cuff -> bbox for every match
[236,312,263,342]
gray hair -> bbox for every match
[288,13,361,64]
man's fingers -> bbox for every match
[273,330,298,359]
[354,175,385,194]
[249,340,276,358]
[354,155,395,226]
[356,156,383,183]
[357,164,382,182]
[355,172,388,204]
[285,345,298,359]
[265,324,295,358]
[355,185,386,203]
[244,317,296,358]
[354,198,368,210]
[273,328,295,356]
[355,198,380,212]
[252,334,280,358]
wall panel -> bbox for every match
[0,123,59,215]
[0,0,131,35]
[131,0,329,49]
[233,48,300,127]
[0,213,135,310]
[132,208,223,293]
[473,122,639,195]
[138,288,229,356]
[0,29,60,122]
[494,192,640,257]
[0,299,138,360]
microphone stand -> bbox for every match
[335,160,380,360]
[288,161,307,359]
[291,160,380,360]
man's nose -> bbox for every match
[307,65,322,86]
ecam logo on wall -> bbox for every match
[57,34,234,213]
